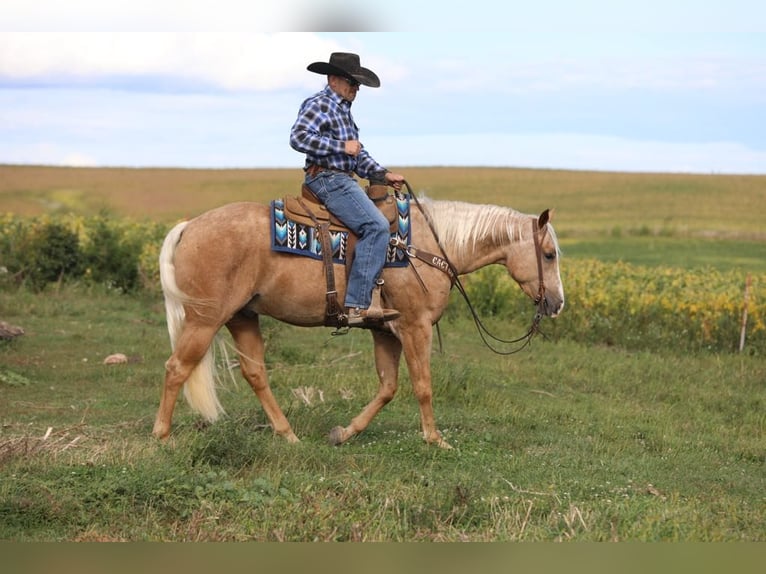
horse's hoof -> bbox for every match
[436,438,454,450]
[425,432,453,449]
[284,432,300,444]
[328,426,347,446]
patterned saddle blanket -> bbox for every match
[270,191,411,267]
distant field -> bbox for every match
[560,235,766,273]
[2,165,765,240]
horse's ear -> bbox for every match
[538,209,552,228]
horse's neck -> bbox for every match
[449,238,509,274]
[422,201,523,275]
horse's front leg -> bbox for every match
[329,329,402,446]
[400,321,452,449]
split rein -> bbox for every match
[399,181,548,356]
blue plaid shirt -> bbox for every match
[290,85,386,179]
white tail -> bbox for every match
[159,221,225,422]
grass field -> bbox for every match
[1,286,764,541]
[1,165,764,542]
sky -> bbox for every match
[1,1,765,174]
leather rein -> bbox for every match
[400,181,548,355]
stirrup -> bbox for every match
[345,307,400,326]
[366,278,386,320]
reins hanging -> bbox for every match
[402,180,547,355]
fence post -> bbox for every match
[739,273,751,353]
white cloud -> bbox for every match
[60,152,99,167]
[3,31,763,99]
[0,32,411,92]
[0,33,353,91]
[0,141,95,166]
[1,1,293,31]
[1,1,389,32]
[4,0,763,33]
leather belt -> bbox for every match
[305,164,352,178]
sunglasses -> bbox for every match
[342,77,360,88]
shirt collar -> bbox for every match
[323,84,352,107]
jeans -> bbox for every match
[305,171,390,309]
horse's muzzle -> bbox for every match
[539,294,564,318]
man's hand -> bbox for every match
[385,171,405,191]
[344,140,362,156]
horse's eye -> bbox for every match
[544,251,556,261]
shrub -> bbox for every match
[81,215,141,292]
[0,213,169,294]
[26,219,83,291]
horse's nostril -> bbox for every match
[543,297,564,318]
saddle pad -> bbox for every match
[270,194,411,267]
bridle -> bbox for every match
[531,215,548,311]
[400,181,550,355]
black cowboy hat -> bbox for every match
[307,52,380,88]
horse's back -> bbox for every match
[187,201,268,230]
[178,201,268,244]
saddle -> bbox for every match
[280,182,398,328]
[283,183,399,234]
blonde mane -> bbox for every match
[418,198,539,260]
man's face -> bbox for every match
[329,75,360,102]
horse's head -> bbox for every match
[507,209,565,317]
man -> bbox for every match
[290,52,405,327]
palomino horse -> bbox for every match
[153,194,564,448]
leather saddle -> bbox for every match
[283,183,399,234]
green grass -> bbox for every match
[560,235,766,273]
[1,286,764,541]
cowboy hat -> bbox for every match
[307,52,380,88]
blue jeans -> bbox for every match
[305,171,390,309]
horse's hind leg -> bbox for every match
[226,314,299,443]
[153,324,219,439]
[329,330,402,446]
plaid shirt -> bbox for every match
[290,85,386,179]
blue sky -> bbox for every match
[1,1,765,173]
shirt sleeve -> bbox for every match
[289,97,346,157]
[354,148,387,180]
